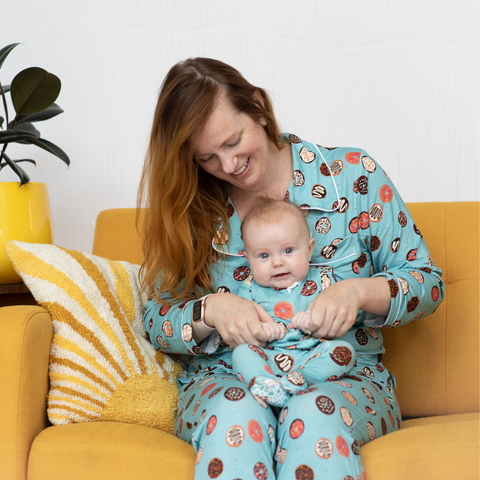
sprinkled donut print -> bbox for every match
[362,387,375,404]
[349,217,361,234]
[366,421,376,440]
[248,419,264,443]
[369,204,383,223]
[206,415,217,435]
[311,184,327,199]
[381,417,388,435]
[362,156,376,173]
[353,175,368,195]
[295,465,314,480]
[275,444,287,464]
[286,371,305,386]
[432,286,440,301]
[360,211,370,229]
[290,419,305,439]
[196,448,203,465]
[410,271,424,283]
[162,320,173,337]
[208,458,223,479]
[414,223,422,236]
[379,184,393,203]
[315,395,335,414]
[253,462,268,480]
[214,229,229,245]
[355,328,369,346]
[371,235,381,251]
[320,163,331,176]
[233,266,250,281]
[336,435,350,457]
[301,280,317,296]
[268,425,275,443]
[208,387,224,399]
[351,439,361,455]
[345,151,361,164]
[330,346,353,366]
[342,391,357,405]
[279,407,288,425]
[249,344,269,361]
[315,438,334,459]
[406,249,417,261]
[160,304,171,316]
[300,147,316,163]
[182,324,193,342]
[398,211,407,227]
[289,134,301,143]
[293,170,305,187]
[226,425,244,447]
[274,301,294,320]
[398,277,409,294]
[315,217,331,234]
[340,407,354,427]
[320,271,331,289]
[227,202,235,218]
[224,387,246,401]
[156,335,170,349]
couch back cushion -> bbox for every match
[93,203,480,419]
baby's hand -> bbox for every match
[262,322,286,341]
[289,311,312,334]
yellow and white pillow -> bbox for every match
[6,241,183,434]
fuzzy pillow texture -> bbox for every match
[6,241,183,434]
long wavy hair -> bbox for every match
[137,58,284,304]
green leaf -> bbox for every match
[0,158,36,169]
[0,43,21,71]
[16,103,64,124]
[0,151,30,185]
[0,116,3,128]
[0,129,37,143]
[11,67,61,116]
[26,137,70,166]
[13,122,41,143]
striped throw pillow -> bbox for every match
[6,241,183,434]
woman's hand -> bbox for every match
[306,277,391,339]
[203,293,276,348]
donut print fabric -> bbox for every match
[144,134,444,479]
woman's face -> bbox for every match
[193,91,273,192]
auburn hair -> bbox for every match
[137,58,284,304]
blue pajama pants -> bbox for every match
[231,340,356,405]
[175,351,401,479]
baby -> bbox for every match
[232,198,356,407]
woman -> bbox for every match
[138,58,444,479]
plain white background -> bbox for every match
[1,0,478,252]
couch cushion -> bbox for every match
[361,412,479,479]
[6,241,184,434]
[28,422,195,480]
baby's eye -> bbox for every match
[284,248,293,254]
[260,253,269,259]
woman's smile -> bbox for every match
[232,157,251,177]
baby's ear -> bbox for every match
[308,238,315,258]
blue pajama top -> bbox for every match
[143,134,445,371]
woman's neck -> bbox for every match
[230,142,292,221]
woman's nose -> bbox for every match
[219,154,238,174]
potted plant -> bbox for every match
[0,43,70,284]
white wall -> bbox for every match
[2,0,478,253]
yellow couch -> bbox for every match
[1,202,478,480]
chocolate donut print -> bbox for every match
[214,228,229,245]
[295,465,314,480]
[249,344,269,361]
[391,237,401,253]
[342,390,357,405]
[340,407,354,427]
[407,296,420,312]
[362,387,375,404]
[315,217,331,234]
[293,170,305,186]
[279,407,288,425]
[233,266,250,281]
[329,159,343,175]
[274,353,295,372]
[315,395,335,414]
[289,134,301,143]
[311,184,327,199]
[159,304,171,316]
[366,421,376,440]
[369,204,383,223]
[333,197,349,214]
[355,328,369,346]
[354,175,368,195]
[398,211,407,227]
[207,458,223,479]
[349,217,361,234]
[301,280,317,296]
[320,162,332,176]
[286,371,305,386]
[253,462,268,480]
[321,244,337,260]
[224,387,246,401]
[216,285,231,293]
[156,335,170,349]
[330,346,353,366]
[371,235,381,251]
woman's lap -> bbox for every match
[176,355,400,479]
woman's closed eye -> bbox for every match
[227,137,241,148]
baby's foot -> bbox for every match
[280,370,307,395]
[249,375,290,408]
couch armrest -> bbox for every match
[0,306,53,480]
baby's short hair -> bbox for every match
[240,197,310,240]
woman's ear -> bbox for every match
[253,90,265,108]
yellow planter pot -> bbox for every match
[0,182,53,284]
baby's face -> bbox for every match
[243,213,315,289]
